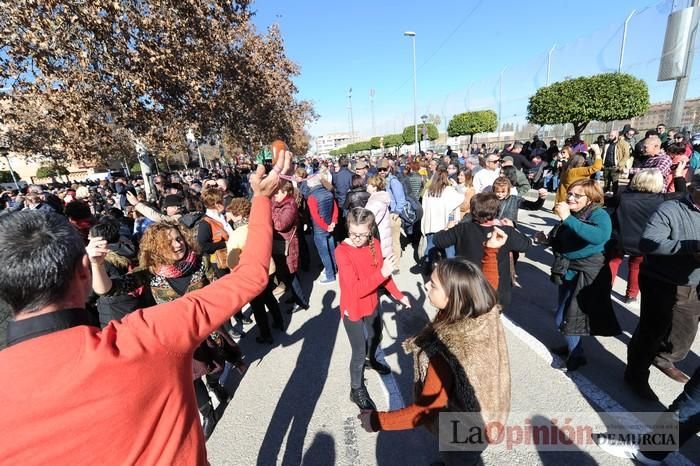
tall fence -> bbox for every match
[367,0,700,150]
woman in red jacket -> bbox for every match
[336,207,409,410]
[272,181,309,312]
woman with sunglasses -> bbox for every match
[336,208,409,410]
[536,179,620,371]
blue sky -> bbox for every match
[252,0,695,139]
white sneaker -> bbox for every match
[593,434,663,465]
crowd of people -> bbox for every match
[0,124,699,464]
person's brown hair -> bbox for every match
[346,207,378,267]
[200,187,224,209]
[470,192,500,224]
[294,167,308,179]
[367,175,385,191]
[226,197,251,218]
[459,169,473,188]
[564,154,586,170]
[427,166,450,197]
[139,222,198,270]
[277,180,295,196]
[432,257,499,325]
[567,178,604,206]
[350,174,365,189]
[492,176,512,192]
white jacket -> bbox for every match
[421,186,464,234]
[365,191,393,258]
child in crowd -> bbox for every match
[336,207,409,410]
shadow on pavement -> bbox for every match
[380,280,431,405]
[300,432,335,466]
[256,290,339,466]
[531,414,598,466]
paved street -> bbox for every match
[207,195,700,466]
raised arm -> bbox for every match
[109,154,291,354]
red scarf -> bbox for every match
[155,249,200,278]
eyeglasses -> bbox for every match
[349,233,371,240]
[567,192,587,200]
[486,159,500,164]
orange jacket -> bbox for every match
[0,197,272,465]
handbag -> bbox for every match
[214,248,229,270]
[272,238,289,256]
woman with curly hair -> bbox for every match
[100,220,245,439]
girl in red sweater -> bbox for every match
[336,207,409,410]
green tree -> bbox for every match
[0,171,20,184]
[447,110,498,144]
[36,165,69,180]
[402,124,439,145]
[382,134,404,149]
[527,72,649,137]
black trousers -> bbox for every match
[342,308,383,389]
[250,279,283,339]
[626,273,700,382]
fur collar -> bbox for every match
[404,309,511,437]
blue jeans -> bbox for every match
[424,233,455,262]
[555,279,583,358]
[313,231,336,280]
[644,367,700,459]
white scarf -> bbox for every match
[205,209,235,237]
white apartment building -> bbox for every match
[315,132,357,157]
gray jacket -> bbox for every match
[639,196,700,285]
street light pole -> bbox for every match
[498,67,506,144]
[619,10,636,73]
[369,88,376,137]
[546,43,556,85]
[347,87,355,143]
[404,31,418,155]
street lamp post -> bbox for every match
[404,31,418,155]
[420,114,428,153]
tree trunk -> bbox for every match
[573,121,589,138]
[469,133,474,145]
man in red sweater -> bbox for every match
[0,153,290,465]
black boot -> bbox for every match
[200,402,217,440]
[350,385,376,410]
[364,359,391,375]
[210,383,229,405]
